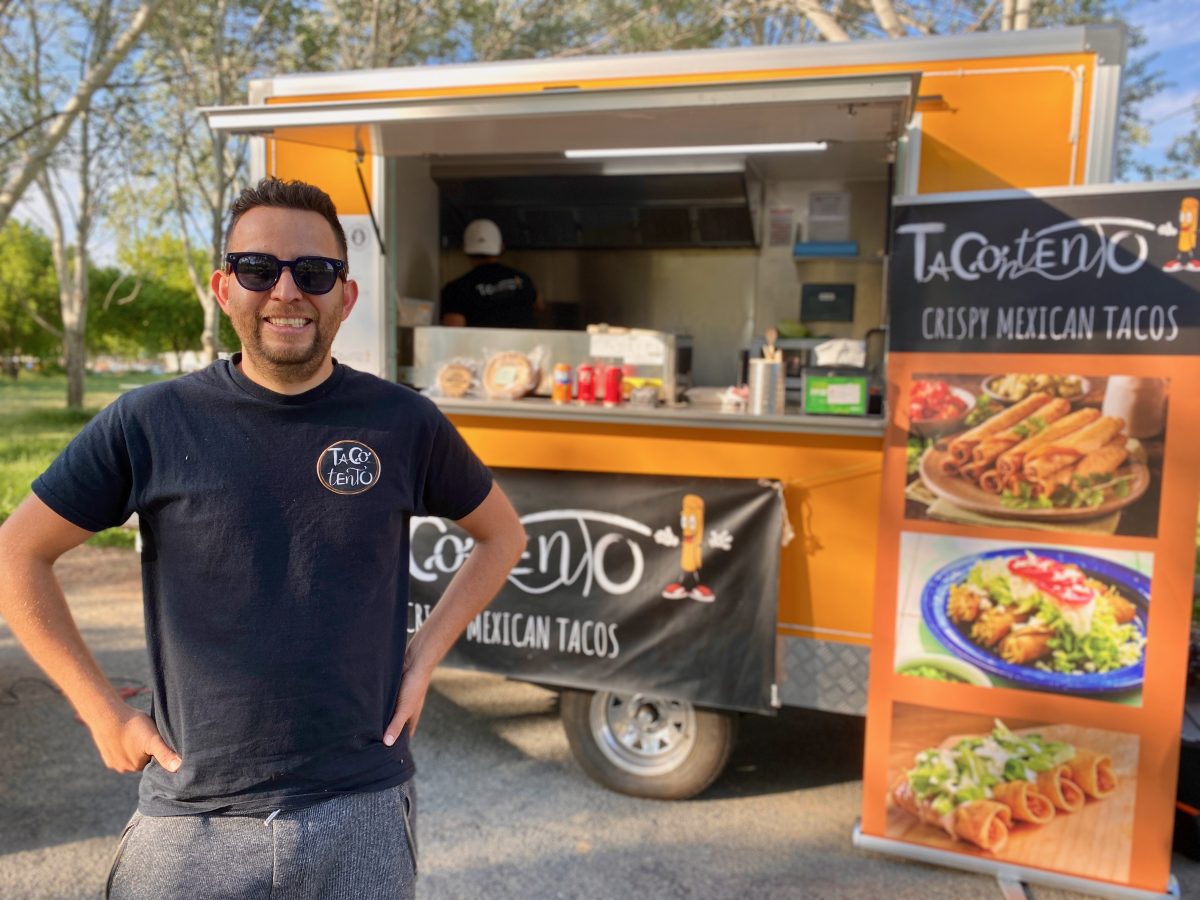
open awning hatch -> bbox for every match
[201,72,918,159]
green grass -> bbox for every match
[0,371,172,547]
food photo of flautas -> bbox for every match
[893,533,1151,703]
[886,707,1138,882]
[905,374,1168,537]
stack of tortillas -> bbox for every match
[435,362,474,398]
[483,351,537,399]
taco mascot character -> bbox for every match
[1164,197,1199,273]
[661,494,715,603]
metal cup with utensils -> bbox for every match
[748,357,783,415]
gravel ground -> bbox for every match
[0,545,1195,899]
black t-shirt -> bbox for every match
[440,261,538,328]
[32,357,493,816]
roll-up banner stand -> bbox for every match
[857,182,1200,897]
[409,469,783,714]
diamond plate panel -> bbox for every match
[779,636,869,715]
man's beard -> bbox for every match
[238,315,337,384]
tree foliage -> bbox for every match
[0,221,60,369]
[32,0,165,407]
[0,0,164,230]
[88,266,202,363]
[107,0,316,366]
[1159,99,1200,181]
[290,1,1166,177]
[89,232,206,363]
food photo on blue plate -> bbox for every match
[892,533,1151,705]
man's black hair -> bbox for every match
[225,177,349,264]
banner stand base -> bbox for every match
[852,822,1180,900]
[995,874,1029,900]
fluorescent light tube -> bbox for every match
[565,142,827,159]
[598,158,746,175]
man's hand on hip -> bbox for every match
[89,701,182,774]
[381,484,525,749]
[384,658,434,746]
[0,496,181,777]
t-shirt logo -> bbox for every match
[317,440,381,495]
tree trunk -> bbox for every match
[201,295,221,364]
[1014,0,1031,30]
[796,0,851,42]
[64,317,86,409]
[870,0,906,39]
[37,173,75,407]
[63,239,89,410]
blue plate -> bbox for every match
[920,547,1148,694]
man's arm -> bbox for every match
[0,494,181,773]
[440,281,467,327]
[384,482,524,744]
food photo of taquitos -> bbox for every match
[907,374,1165,533]
[885,713,1138,881]
[1068,749,1118,800]
[992,780,1056,825]
[946,392,1054,466]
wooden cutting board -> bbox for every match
[885,712,1138,883]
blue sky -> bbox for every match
[1127,0,1200,175]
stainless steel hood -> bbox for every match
[435,168,763,249]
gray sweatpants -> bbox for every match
[105,781,417,900]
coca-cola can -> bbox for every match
[576,363,596,404]
[603,365,623,407]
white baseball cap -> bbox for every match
[464,219,503,256]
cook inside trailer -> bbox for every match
[202,27,1126,799]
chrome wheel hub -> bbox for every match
[588,691,697,776]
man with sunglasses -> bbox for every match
[0,178,525,899]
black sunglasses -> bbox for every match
[224,252,347,296]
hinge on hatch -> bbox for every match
[771,684,781,708]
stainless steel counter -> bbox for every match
[432,396,887,437]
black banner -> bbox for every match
[889,186,1200,355]
[408,469,782,713]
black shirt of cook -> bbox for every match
[440,262,538,329]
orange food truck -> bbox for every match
[204,25,1129,798]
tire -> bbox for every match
[559,688,737,800]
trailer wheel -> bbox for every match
[559,689,736,800]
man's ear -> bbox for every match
[211,269,231,315]
[339,279,359,322]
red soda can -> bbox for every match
[603,365,623,407]
[576,363,596,404]
[552,363,572,405]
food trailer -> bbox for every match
[203,26,1129,798]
